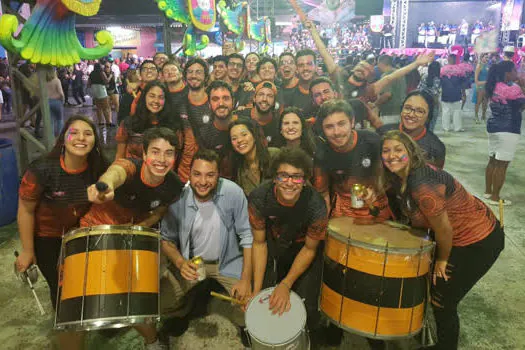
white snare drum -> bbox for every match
[245,287,310,349]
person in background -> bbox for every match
[229,117,280,195]
[440,54,466,132]
[15,115,108,350]
[72,64,87,107]
[245,52,261,85]
[376,55,407,124]
[130,60,160,116]
[104,61,119,115]
[376,130,504,350]
[44,67,65,136]
[418,61,441,131]
[484,61,525,206]
[154,52,170,70]
[57,67,72,107]
[88,63,112,127]
[118,69,140,125]
[473,53,489,123]
[277,52,299,102]
[277,107,317,158]
[211,55,228,82]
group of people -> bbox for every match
[417,19,496,47]
[13,15,511,350]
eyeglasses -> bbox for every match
[186,69,204,75]
[402,105,427,118]
[280,60,294,66]
[142,66,158,72]
[276,172,305,184]
[228,62,244,68]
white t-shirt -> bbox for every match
[191,198,221,260]
[0,90,3,104]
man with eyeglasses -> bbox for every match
[249,147,327,343]
[235,81,283,147]
[129,60,160,116]
[226,54,247,105]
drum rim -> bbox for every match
[327,229,435,255]
[55,315,159,331]
[63,225,160,243]
[321,310,423,340]
[245,287,307,345]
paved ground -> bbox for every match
[0,95,524,350]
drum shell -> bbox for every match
[55,225,160,331]
[249,330,310,350]
[320,226,433,339]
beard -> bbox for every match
[255,103,274,114]
[190,183,217,201]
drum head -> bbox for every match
[245,287,306,345]
[328,217,432,250]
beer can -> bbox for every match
[191,256,206,281]
[351,183,365,209]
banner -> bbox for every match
[501,0,523,31]
[188,0,216,31]
[370,15,385,33]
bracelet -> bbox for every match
[280,281,291,290]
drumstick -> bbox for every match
[95,181,109,201]
[288,0,308,22]
[499,200,504,229]
[210,291,245,305]
[14,251,45,315]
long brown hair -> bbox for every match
[48,115,109,180]
[379,130,427,194]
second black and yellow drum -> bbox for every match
[320,217,434,339]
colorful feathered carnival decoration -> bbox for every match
[155,0,216,56]
[217,0,268,53]
[0,0,113,67]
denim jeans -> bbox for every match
[49,98,64,136]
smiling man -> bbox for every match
[160,149,253,347]
[283,49,317,119]
[249,147,327,340]
[82,127,184,350]
[211,55,228,82]
[236,81,283,147]
[313,99,391,220]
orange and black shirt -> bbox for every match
[80,158,184,227]
[236,108,284,148]
[377,123,446,168]
[249,181,327,262]
[404,165,496,246]
[19,156,97,238]
[313,130,390,219]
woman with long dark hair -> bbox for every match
[115,81,182,160]
[418,61,441,131]
[88,63,112,126]
[229,117,280,195]
[277,107,316,157]
[377,89,446,168]
[483,61,525,205]
[367,130,504,350]
[15,115,108,349]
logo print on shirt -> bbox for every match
[355,122,362,129]
[181,114,189,120]
[336,170,344,174]
[150,200,161,209]
[52,191,66,197]
[266,136,272,143]
[202,115,210,124]
[351,90,359,97]
[362,158,371,168]
[215,144,223,150]
[275,102,280,110]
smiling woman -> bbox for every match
[115,81,182,161]
[277,107,316,158]
[229,117,280,195]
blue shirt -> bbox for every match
[160,178,253,279]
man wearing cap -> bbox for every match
[235,81,284,147]
[503,46,515,62]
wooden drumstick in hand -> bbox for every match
[288,0,308,23]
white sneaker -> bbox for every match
[145,339,168,350]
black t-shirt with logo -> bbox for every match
[236,108,284,148]
[114,158,184,212]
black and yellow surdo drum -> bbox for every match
[54,225,160,330]
[320,217,435,339]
